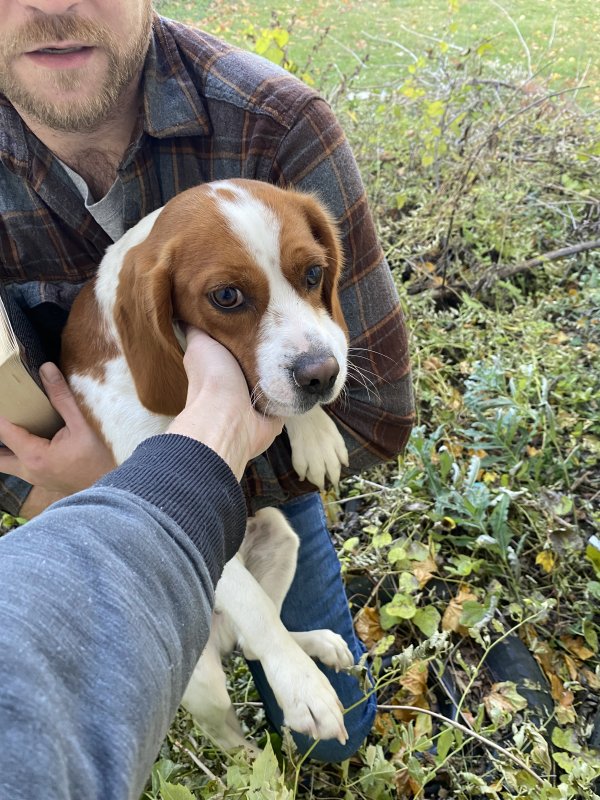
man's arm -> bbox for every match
[0,330,282,800]
[0,438,243,800]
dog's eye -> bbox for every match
[209,287,245,309]
[305,265,323,288]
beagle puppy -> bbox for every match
[61,179,353,750]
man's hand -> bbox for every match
[0,363,117,514]
[167,328,283,479]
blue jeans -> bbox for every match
[248,492,376,761]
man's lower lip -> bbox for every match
[25,47,95,69]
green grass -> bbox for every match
[156,0,600,105]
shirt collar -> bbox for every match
[141,14,211,140]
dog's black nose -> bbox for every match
[293,354,339,396]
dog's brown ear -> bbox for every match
[114,240,187,416]
[300,194,348,337]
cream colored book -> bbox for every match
[0,293,62,439]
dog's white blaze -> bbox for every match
[94,207,163,342]
[214,186,281,276]
[70,357,170,463]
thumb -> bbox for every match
[39,363,78,427]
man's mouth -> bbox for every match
[23,44,95,68]
[35,46,89,54]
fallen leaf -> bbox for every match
[442,585,478,633]
[483,681,528,726]
[535,550,556,573]
[561,635,595,661]
[400,660,428,698]
[412,555,438,587]
[355,606,385,649]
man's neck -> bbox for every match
[17,77,143,200]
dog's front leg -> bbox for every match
[284,405,349,489]
[215,557,349,745]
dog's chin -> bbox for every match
[253,389,338,419]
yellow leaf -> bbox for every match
[535,550,556,573]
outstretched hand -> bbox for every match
[166,328,283,479]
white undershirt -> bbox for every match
[58,159,125,243]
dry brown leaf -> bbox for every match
[561,635,595,661]
[354,606,385,649]
[582,667,600,690]
[563,653,580,681]
[394,767,423,799]
[441,585,477,633]
[412,555,438,587]
[373,712,395,737]
[548,672,575,715]
[423,356,444,371]
[483,681,528,725]
[400,660,429,697]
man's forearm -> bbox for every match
[0,435,247,800]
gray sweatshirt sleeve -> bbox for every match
[0,434,247,800]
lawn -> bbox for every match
[156,0,600,106]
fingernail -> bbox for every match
[39,363,62,383]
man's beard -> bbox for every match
[0,9,152,132]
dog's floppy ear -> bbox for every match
[114,240,187,416]
[300,194,347,336]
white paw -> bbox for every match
[263,647,348,744]
[285,406,349,489]
[291,629,355,672]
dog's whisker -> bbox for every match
[348,363,391,390]
[348,345,397,363]
[346,365,383,403]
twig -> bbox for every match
[397,23,462,51]
[474,238,600,291]
[327,34,369,68]
[377,704,545,786]
[488,0,532,77]
[172,739,226,788]
[361,30,418,62]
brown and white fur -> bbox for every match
[61,179,354,750]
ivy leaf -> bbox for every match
[413,605,441,637]
[551,726,581,754]
[158,776,196,800]
[380,593,417,629]
[460,599,488,628]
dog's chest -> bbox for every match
[70,356,172,464]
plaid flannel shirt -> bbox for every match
[0,15,414,515]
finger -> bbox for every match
[183,326,208,348]
[0,447,23,478]
[0,415,48,460]
[38,363,81,428]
